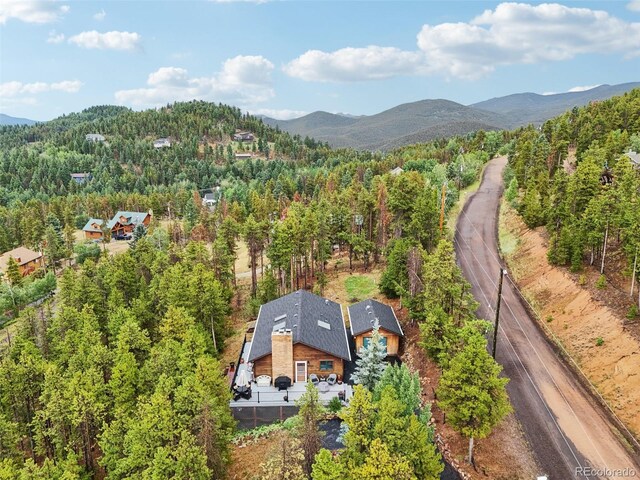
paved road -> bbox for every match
[454,156,640,480]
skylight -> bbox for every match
[274,314,287,322]
[318,320,331,330]
[273,322,286,331]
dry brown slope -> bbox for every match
[500,202,640,438]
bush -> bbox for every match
[627,304,639,320]
[578,274,587,286]
[595,337,604,346]
[595,275,607,290]
[74,242,101,264]
[327,396,343,414]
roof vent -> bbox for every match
[318,320,331,330]
[325,299,329,304]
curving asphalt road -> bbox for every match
[454,156,640,480]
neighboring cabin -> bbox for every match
[0,247,43,277]
[83,218,104,240]
[71,173,92,184]
[235,153,253,159]
[85,133,105,143]
[233,131,254,142]
[625,151,640,168]
[348,298,404,357]
[390,166,404,176]
[247,290,352,382]
[107,211,151,237]
[153,138,171,148]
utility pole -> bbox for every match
[492,269,506,359]
[439,183,447,233]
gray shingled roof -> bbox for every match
[348,299,404,337]
[247,290,351,362]
[107,211,149,230]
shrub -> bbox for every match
[595,337,604,347]
[327,396,343,414]
[578,274,587,286]
[626,304,639,320]
[595,275,607,290]
[546,315,554,323]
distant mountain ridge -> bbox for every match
[0,114,38,126]
[263,82,640,151]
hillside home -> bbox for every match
[233,131,254,142]
[0,247,43,276]
[153,138,171,148]
[390,166,404,176]
[625,151,640,168]
[247,290,352,383]
[348,299,404,357]
[83,218,104,240]
[107,211,152,237]
[85,133,105,143]
[202,193,217,207]
[71,173,92,184]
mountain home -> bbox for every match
[247,290,352,383]
[348,298,404,357]
[83,218,104,240]
[0,247,43,277]
[107,211,152,237]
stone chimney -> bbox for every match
[271,329,294,380]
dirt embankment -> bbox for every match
[499,202,640,438]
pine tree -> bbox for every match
[311,449,345,480]
[5,257,22,287]
[355,438,415,480]
[295,382,325,477]
[351,323,387,390]
[437,333,511,464]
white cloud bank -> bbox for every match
[0,80,82,97]
[248,108,307,120]
[284,2,640,82]
[115,55,275,107]
[0,0,68,24]
[628,1,640,12]
[68,31,141,51]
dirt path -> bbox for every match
[454,156,639,479]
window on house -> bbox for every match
[363,336,388,352]
[319,360,334,371]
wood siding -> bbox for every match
[251,345,344,382]
[292,344,344,380]
[84,231,102,240]
[354,328,400,356]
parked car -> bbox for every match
[114,233,132,240]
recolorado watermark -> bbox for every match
[575,467,637,477]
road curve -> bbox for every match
[454,156,640,480]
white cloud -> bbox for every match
[68,30,141,51]
[115,55,275,107]
[248,108,307,120]
[284,2,640,82]
[417,2,640,79]
[283,46,426,82]
[0,0,69,24]
[93,9,106,21]
[567,84,601,92]
[47,30,65,44]
[628,1,640,12]
[0,80,82,97]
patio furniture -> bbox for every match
[309,374,320,385]
[326,373,337,385]
[256,375,271,387]
[274,376,292,391]
[318,381,330,393]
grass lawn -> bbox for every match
[344,275,378,302]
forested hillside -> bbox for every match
[0,101,512,478]
[506,89,640,307]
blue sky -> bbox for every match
[1,0,640,121]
